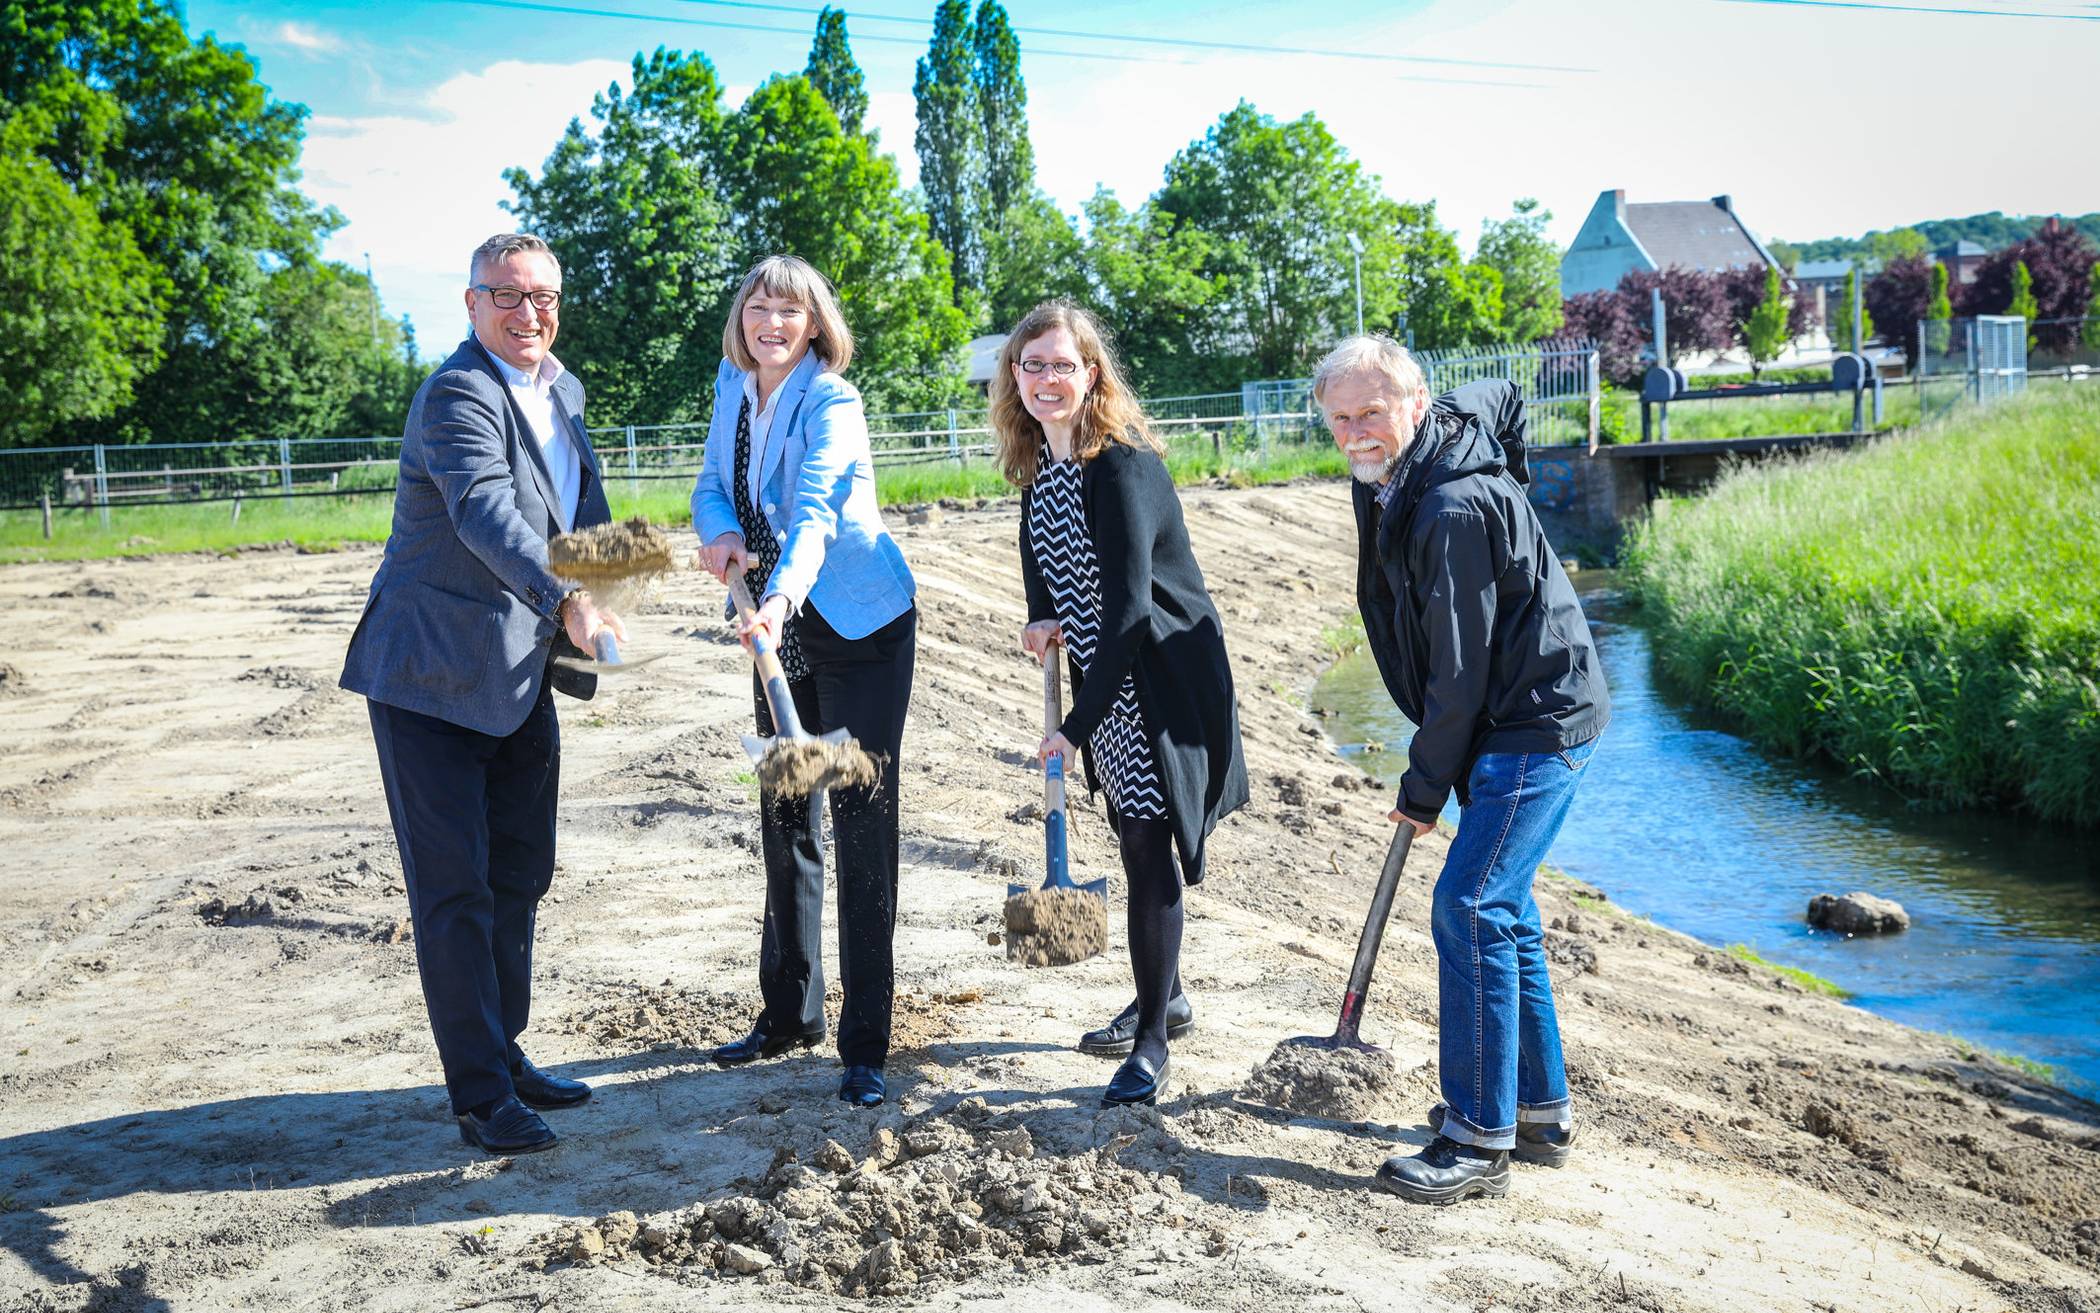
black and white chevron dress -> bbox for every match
[1027,454,1167,821]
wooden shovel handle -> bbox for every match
[727,573,803,741]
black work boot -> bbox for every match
[1374,1135,1510,1204]
[1428,1102,1576,1167]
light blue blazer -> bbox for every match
[690,351,915,639]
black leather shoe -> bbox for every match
[1078,994,1195,1056]
[839,1064,885,1107]
[1101,1052,1168,1107]
[511,1055,590,1110]
[711,1023,824,1067]
[1427,1102,1575,1167]
[1375,1135,1509,1203]
[457,1095,557,1155]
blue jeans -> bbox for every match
[1430,740,1596,1150]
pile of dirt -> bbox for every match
[534,1098,1216,1296]
[1002,887,1107,967]
[756,738,881,797]
[562,982,753,1051]
[1243,1038,1397,1120]
[548,516,675,588]
[0,662,26,697]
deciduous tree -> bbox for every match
[1741,265,1791,378]
[1474,199,1562,344]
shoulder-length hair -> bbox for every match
[722,255,855,375]
[991,300,1160,488]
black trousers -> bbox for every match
[367,682,559,1115]
[752,604,916,1067]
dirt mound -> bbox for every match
[548,516,675,588]
[1243,1038,1397,1120]
[1003,887,1107,966]
[533,1098,1217,1296]
[0,663,26,697]
[562,982,754,1051]
[756,738,881,797]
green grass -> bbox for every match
[1941,1033,2068,1088]
[0,434,1348,564]
[1725,943,1853,998]
[1319,612,1366,659]
[1622,385,2100,827]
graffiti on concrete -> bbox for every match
[1529,458,1577,512]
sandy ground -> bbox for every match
[1,479,2095,1313]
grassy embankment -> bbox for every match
[1622,384,2100,827]
[0,432,1345,564]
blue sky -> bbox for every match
[187,0,2100,351]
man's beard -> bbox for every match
[1349,450,1400,485]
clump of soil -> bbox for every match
[756,739,882,797]
[548,516,674,587]
[1243,1038,1397,1120]
[0,663,26,697]
[533,1098,1214,1296]
[1002,887,1108,967]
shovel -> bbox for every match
[724,572,873,794]
[552,627,665,676]
[1008,649,1110,911]
[1289,823,1417,1054]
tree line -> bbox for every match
[1,0,421,449]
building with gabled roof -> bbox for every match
[1559,190,1780,297]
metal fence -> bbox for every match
[1914,315,2071,421]
[1,339,1602,523]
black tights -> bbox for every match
[1117,813,1183,1069]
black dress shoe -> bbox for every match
[1078,994,1195,1056]
[1101,1052,1168,1107]
[1375,1135,1509,1204]
[838,1064,885,1107]
[1427,1102,1575,1167]
[711,1023,825,1067]
[512,1055,591,1110]
[457,1095,557,1155]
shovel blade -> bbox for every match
[740,732,776,764]
[1007,874,1109,901]
[552,651,667,676]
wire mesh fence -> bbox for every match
[1,340,1603,529]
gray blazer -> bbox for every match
[341,337,612,737]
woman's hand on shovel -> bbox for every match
[697,532,749,583]
[1037,730,1076,771]
[737,593,790,654]
[1020,620,1063,664]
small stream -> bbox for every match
[1312,573,2100,1090]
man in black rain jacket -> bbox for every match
[1320,335,1608,1204]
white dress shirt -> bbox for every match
[490,350,582,532]
[740,371,788,512]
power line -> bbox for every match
[663,0,1596,74]
[1719,0,2099,19]
[436,0,1559,85]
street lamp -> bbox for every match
[1345,233,1364,336]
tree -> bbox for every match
[1390,200,1503,350]
[1617,267,1732,366]
[722,76,972,410]
[1155,103,1420,385]
[1965,218,2099,350]
[982,192,1085,331]
[1719,265,1810,359]
[1832,268,1873,352]
[505,48,740,425]
[5,0,405,444]
[803,7,867,136]
[1075,190,1218,395]
[1925,260,1954,359]
[1740,264,1791,378]
[914,0,984,295]
[1864,254,1934,365]
[1863,227,1929,270]
[1475,198,1563,344]
[972,1,1031,222]
[0,131,163,446]
[2007,260,2039,351]
[2084,261,2100,352]
[1560,289,1646,387]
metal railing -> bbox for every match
[2,340,1603,525]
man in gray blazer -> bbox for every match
[342,233,618,1155]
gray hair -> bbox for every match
[469,233,560,284]
[1311,334,1426,408]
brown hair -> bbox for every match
[722,255,855,375]
[990,300,1159,487]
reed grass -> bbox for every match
[1622,385,2100,827]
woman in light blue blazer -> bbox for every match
[691,255,916,1108]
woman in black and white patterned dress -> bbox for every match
[993,301,1249,1108]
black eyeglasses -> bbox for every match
[473,284,562,311]
[1018,359,1083,377]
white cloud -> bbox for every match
[300,59,629,352]
[271,21,345,56]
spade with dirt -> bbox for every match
[1003,649,1108,967]
[1243,824,1415,1119]
[724,573,880,798]
[547,516,675,674]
